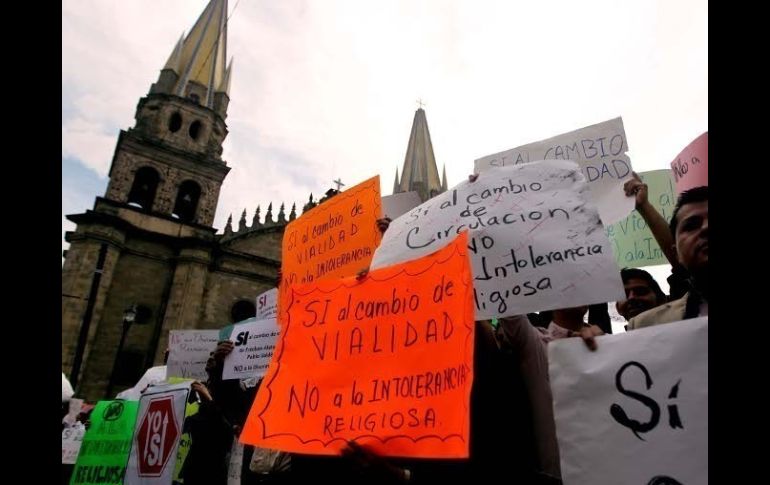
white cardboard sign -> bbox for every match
[167,330,219,381]
[474,117,634,224]
[372,160,624,318]
[548,318,708,485]
[223,319,280,380]
[256,288,278,320]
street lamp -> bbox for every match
[106,304,138,398]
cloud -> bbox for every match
[61,119,118,177]
[63,0,707,240]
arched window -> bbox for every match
[172,180,201,222]
[188,120,202,140]
[127,167,160,210]
[168,112,182,132]
[231,300,256,323]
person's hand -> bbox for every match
[468,174,479,183]
[341,440,409,483]
[623,172,649,210]
[573,324,604,351]
[213,340,235,363]
[191,381,214,402]
[376,217,392,234]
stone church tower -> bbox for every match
[62,0,295,400]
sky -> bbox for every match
[62,0,707,305]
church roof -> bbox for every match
[396,108,443,201]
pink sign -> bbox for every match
[670,132,708,193]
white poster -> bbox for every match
[382,191,423,220]
[227,441,244,485]
[256,288,278,320]
[62,422,86,464]
[475,117,634,224]
[124,382,190,485]
[223,318,280,380]
[167,330,219,381]
[548,318,708,485]
[372,160,624,319]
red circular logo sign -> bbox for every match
[135,396,180,477]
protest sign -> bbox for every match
[70,400,140,484]
[605,169,676,267]
[372,160,624,319]
[281,175,382,288]
[124,382,190,485]
[278,176,382,326]
[167,330,219,381]
[475,117,634,224]
[256,288,278,320]
[241,232,475,458]
[549,317,707,484]
[223,318,280,381]
[670,131,708,193]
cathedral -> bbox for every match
[62,0,446,400]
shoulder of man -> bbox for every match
[627,293,689,330]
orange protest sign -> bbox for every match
[278,176,382,325]
[241,232,475,459]
[282,176,382,287]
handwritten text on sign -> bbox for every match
[605,170,676,267]
[124,383,190,485]
[241,233,475,459]
[71,400,140,485]
[372,161,624,319]
[223,318,280,381]
[281,176,382,288]
[256,288,278,320]
[670,131,708,193]
[474,117,634,224]
[167,330,219,381]
[549,318,707,485]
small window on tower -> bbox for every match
[172,180,202,222]
[168,112,182,132]
[189,120,202,140]
[127,167,160,210]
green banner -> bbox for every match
[71,400,139,485]
[605,170,676,268]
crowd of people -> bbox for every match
[63,173,708,484]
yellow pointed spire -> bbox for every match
[398,107,443,202]
[164,34,185,71]
[172,0,229,107]
[218,58,233,96]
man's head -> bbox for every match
[670,186,708,278]
[616,268,667,320]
